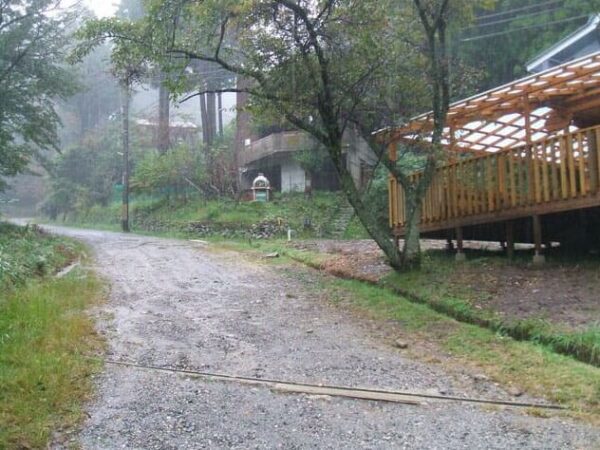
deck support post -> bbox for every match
[532,214,545,265]
[393,235,400,250]
[455,226,466,262]
[505,220,515,260]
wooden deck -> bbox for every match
[389,125,600,240]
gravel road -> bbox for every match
[44,226,599,449]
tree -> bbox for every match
[0,0,77,190]
[458,0,600,89]
[41,123,123,220]
[60,41,121,145]
[139,0,460,270]
[119,0,172,153]
[72,18,149,232]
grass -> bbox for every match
[239,239,600,367]
[377,251,600,367]
[0,222,82,290]
[307,276,600,422]
[0,222,105,449]
[0,274,105,449]
[49,191,367,239]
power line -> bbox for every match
[461,14,589,42]
[474,0,563,21]
[463,6,562,30]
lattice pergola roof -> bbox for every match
[380,51,600,153]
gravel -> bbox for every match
[43,226,599,449]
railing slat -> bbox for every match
[567,136,577,198]
[542,141,550,203]
[509,152,517,207]
[560,137,569,199]
[534,144,542,204]
[577,133,587,196]
[487,157,495,212]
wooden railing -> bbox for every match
[389,125,600,231]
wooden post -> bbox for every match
[389,141,398,162]
[524,96,535,204]
[446,233,454,253]
[532,214,545,265]
[455,226,466,262]
[588,130,599,193]
[506,220,515,260]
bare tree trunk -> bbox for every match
[199,91,209,146]
[401,189,422,269]
[121,82,131,233]
[207,90,216,145]
[217,91,224,138]
[158,74,170,153]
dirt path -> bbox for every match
[45,226,598,449]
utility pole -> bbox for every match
[158,72,170,153]
[121,81,131,232]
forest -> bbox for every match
[0,0,599,267]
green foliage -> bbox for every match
[0,0,77,190]
[131,144,207,194]
[458,0,600,89]
[41,124,124,220]
[53,190,346,239]
[0,223,79,290]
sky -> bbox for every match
[83,0,118,18]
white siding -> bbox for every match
[280,160,306,193]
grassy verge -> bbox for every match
[379,251,600,367]
[0,222,105,449]
[49,191,358,239]
[0,222,82,290]
[323,278,600,422]
[228,240,600,367]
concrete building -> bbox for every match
[235,89,377,193]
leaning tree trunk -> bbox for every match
[401,188,422,270]
[331,145,403,270]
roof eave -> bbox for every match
[526,13,600,73]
